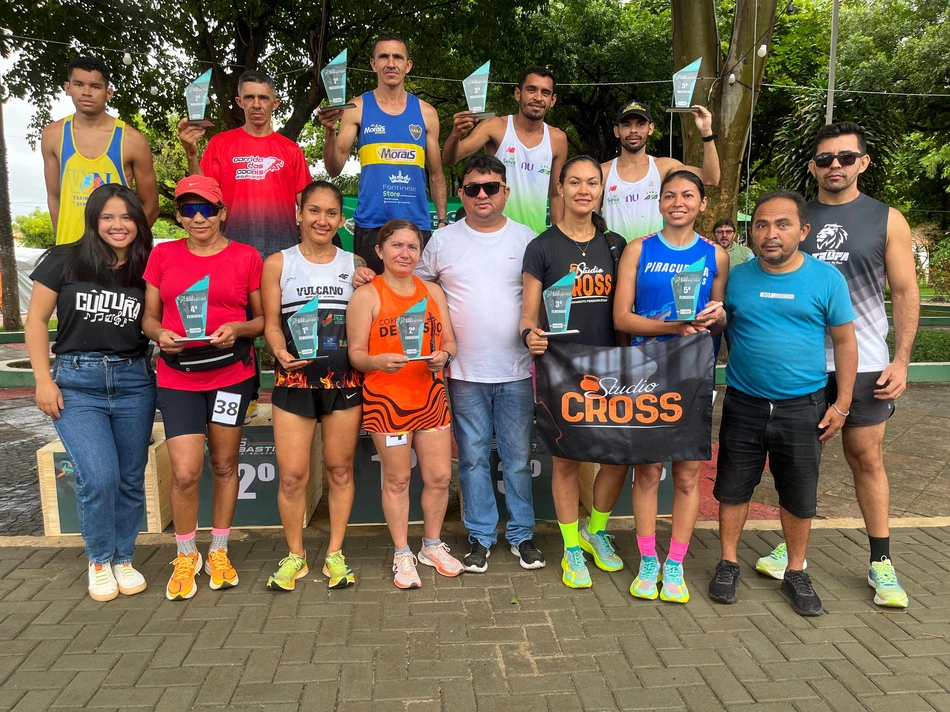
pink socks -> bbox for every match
[637,534,657,559]
[667,538,690,564]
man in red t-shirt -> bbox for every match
[178,70,312,258]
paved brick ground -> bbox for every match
[1,525,949,711]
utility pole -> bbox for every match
[825,0,839,125]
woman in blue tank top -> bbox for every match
[612,170,729,604]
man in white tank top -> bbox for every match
[600,101,720,242]
[442,66,568,235]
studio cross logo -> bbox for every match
[560,372,683,426]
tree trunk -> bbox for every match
[0,99,23,331]
[673,0,778,236]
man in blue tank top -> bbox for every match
[318,32,448,274]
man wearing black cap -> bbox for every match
[600,102,720,242]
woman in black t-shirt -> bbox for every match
[520,155,631,590]
[26,184,156,604]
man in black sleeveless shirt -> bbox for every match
[758,122,919,609]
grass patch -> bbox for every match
[888,329,950,362]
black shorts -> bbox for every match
[157,377,255,439]
[354,225,432,275]
[713,387,826,519]
[826,371,895,428]
[271,386,362,418]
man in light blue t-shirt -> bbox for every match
[708,190,857,618]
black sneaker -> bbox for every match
[462,541,489,573]
[511,540,546,570]
[781,569,823,616]
[708,560,741,604]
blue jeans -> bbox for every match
[448,377,535,547]
[52,353,157,564]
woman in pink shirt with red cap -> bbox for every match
[142,175,264,601]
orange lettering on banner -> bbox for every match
[660,393,683,422]
[562,392,584,422]
[635,394,659,423]
[585,395,608,422]
[608,396,634,423]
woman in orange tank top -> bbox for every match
[347,220,463,589]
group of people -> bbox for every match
[25,34,918,618]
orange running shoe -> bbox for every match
[205,549,239,590]
[166,552,202,601]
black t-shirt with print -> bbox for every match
[522,226,626,347]
[30,248,149,358]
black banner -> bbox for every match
[535,333,715,465]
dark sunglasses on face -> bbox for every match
[461,181,505,198]
[178,203,222,219]
[813,151,864,168]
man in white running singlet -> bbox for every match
[600,101,720,242]
[442,65,568,236]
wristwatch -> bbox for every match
[443,352,455,367]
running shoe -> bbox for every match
[462,541,490,573]
[205,548,239,590]
[166,552,202,601]
[630,555,660,600]
[659,559,690,603]
[781,569,823,616]
[708,560,740,604]
[418,541,463,577]
[244,399,259,425]
[511,540,546,570]
[868,557,909,609]
[267,553,309,592]
[578,520,624,572]
[88,561,118,602]
[755,542,807,580]
[111,562,147,596]
[323,551,355,589]
[560,546,592,588]
[393,551,422,589]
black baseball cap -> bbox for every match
[615,100,652,124]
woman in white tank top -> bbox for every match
[261,181,365,593]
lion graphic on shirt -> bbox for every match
[816,223,848,251]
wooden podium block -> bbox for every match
[37,422,173,536]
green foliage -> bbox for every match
[927,239,950,301]
[150,219,186,241]
[887,329,950,363]
[12,209,54,248]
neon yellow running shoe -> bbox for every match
[868,557,909,608]
[630,555,660,600]
[578,520,624,572]
[659,559,690,603]
[267,553,309,592]
[323,551,355,590]
[561,547,592,588]
[755,542,807,580]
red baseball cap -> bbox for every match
[174,175,224,205]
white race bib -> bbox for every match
[211,390,243,426]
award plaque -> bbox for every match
[321,49,356,110]
[185,70,214,127]
[397,297,433,361]
[174,274,213,342]
[670,257,706,321]
[666,58,702,113]
[541,270,580,337]
[286,296,328,363]
[462,61,494,120]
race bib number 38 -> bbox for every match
[211,390,242,425]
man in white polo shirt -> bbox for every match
[415,153,545,573]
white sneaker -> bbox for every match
[112,562,147,596]
[88,561,119,602]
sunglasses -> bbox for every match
[813,151,864,168]
[461,181,506,198]
[178,203,222,219]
